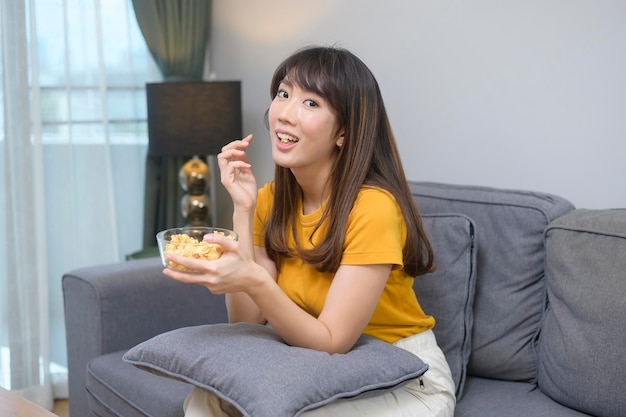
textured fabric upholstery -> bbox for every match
[417,214,476,399]
[87,350,191,417]
[64,182,626,417]
[62,257,227,417]
[539,209,626,417]
[455,377,592,417]
[410,182,574,381]
[123,323,428,417]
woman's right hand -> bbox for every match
[218,134,257,211]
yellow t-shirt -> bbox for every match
[253,182,435,343]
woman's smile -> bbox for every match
[277,132,299,144]
[276,131,300,151]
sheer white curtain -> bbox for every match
[0,0,158,408]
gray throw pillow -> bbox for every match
[417,213,477,400]
[123,322,428,417]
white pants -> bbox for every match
[183,330,456,417]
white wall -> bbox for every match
[210,0,626,224]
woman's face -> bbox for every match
[268,79,343,180]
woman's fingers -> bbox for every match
[161,253,207,283]
[219,135,253,162]
[221,134,252,152]
[215,135,258,210]
[217,135,253,182]
[203,231,238,249]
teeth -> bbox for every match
[277,132,299,143]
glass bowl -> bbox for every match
[156,226,238,272]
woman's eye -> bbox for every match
[277,90,288,99]
[304,99,318,108]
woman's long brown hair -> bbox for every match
[264,46,434,277]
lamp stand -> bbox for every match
[179,156,211,226]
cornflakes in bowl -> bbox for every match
[156,227,238,272]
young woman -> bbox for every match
[164,46,455,417]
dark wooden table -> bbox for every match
[0,387,56,417]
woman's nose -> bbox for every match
[277,100,297,124]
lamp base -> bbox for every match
[179,156,211,226]
[181,194,211,226]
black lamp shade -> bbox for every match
[147,81,242,156]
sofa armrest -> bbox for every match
[63,256,227,417]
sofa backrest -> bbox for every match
[415,213,477,399]
[538,208,626,417]
[410,181,575,383]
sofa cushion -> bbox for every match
[538,209,626,417]
[410,181,574,381]
[123,322,428,417]
[417,214,476,399]
[455,376,592,417]
[87,350,190,417]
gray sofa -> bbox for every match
[63,181,626,417]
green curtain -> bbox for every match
[132,0,212,81]
[131,0,213,249]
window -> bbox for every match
[0,0,160,392]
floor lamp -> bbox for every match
[146,81,242,227]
